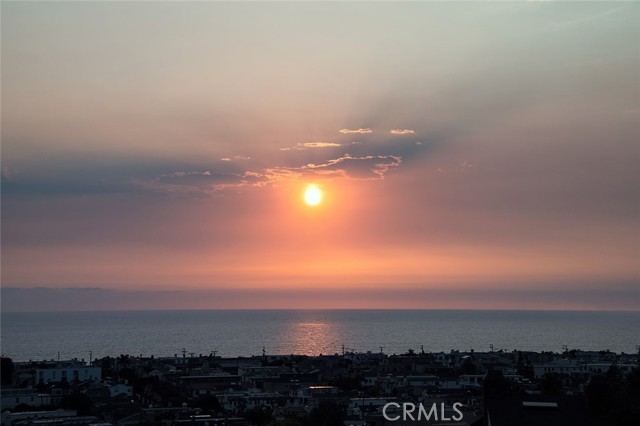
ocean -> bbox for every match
[1,310,639,362]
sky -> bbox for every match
[1,1,639,311]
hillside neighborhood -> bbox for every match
[2,348,639,426]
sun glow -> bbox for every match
[304,184,322,206]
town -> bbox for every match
[2,347,639,426]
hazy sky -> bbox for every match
[2,1,639,311]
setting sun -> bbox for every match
[304,184,322,206]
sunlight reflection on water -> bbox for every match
[2,310,639,361]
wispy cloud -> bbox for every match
[220,155,251,161]
[269,154,402,180]
[300,142,341,148]
[141,131,429,195]
[139,170,269,195]
[390,129,415,135]
[149,153,403,194]
[165,171,212,177]
[339,128,373,134]
[280,142,342,151]
[304,154,402,179]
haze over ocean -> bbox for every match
[2,310,638,362]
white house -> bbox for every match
[0,389,51,410]
[36,364,101,384]
[532,359,586,378]
[109,383,133,398]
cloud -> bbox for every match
[281,142,342,151]
[390,129,415,135]
[142,136,427,195]
[3,136,428,198]
[168,171,212,177]
[15,136,424,198]
[269,154,402,180]
[139,170,269,195]
[339,128,373,134]
[299,142,341,148]
[220,155,251,161]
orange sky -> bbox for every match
[2,2,639,310]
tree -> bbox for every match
[245,407,272,426]
[539,372,563,395]
[61,393,93,416]
[587,367,640,424]
[461,357,477,375]
[614,406,640,426]
[116,354,131,371]
[1,357,14,386]
[628,367,640,398]
[586,374,613,415]
[306,401,345,426]
[100,356,115,378]
[484,370,511,396]
[118,367,137,383]
[516,352,534,380]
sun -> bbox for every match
[304,184,322,206]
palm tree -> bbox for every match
[117,354,131,372]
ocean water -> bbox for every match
[1,310,639,362]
